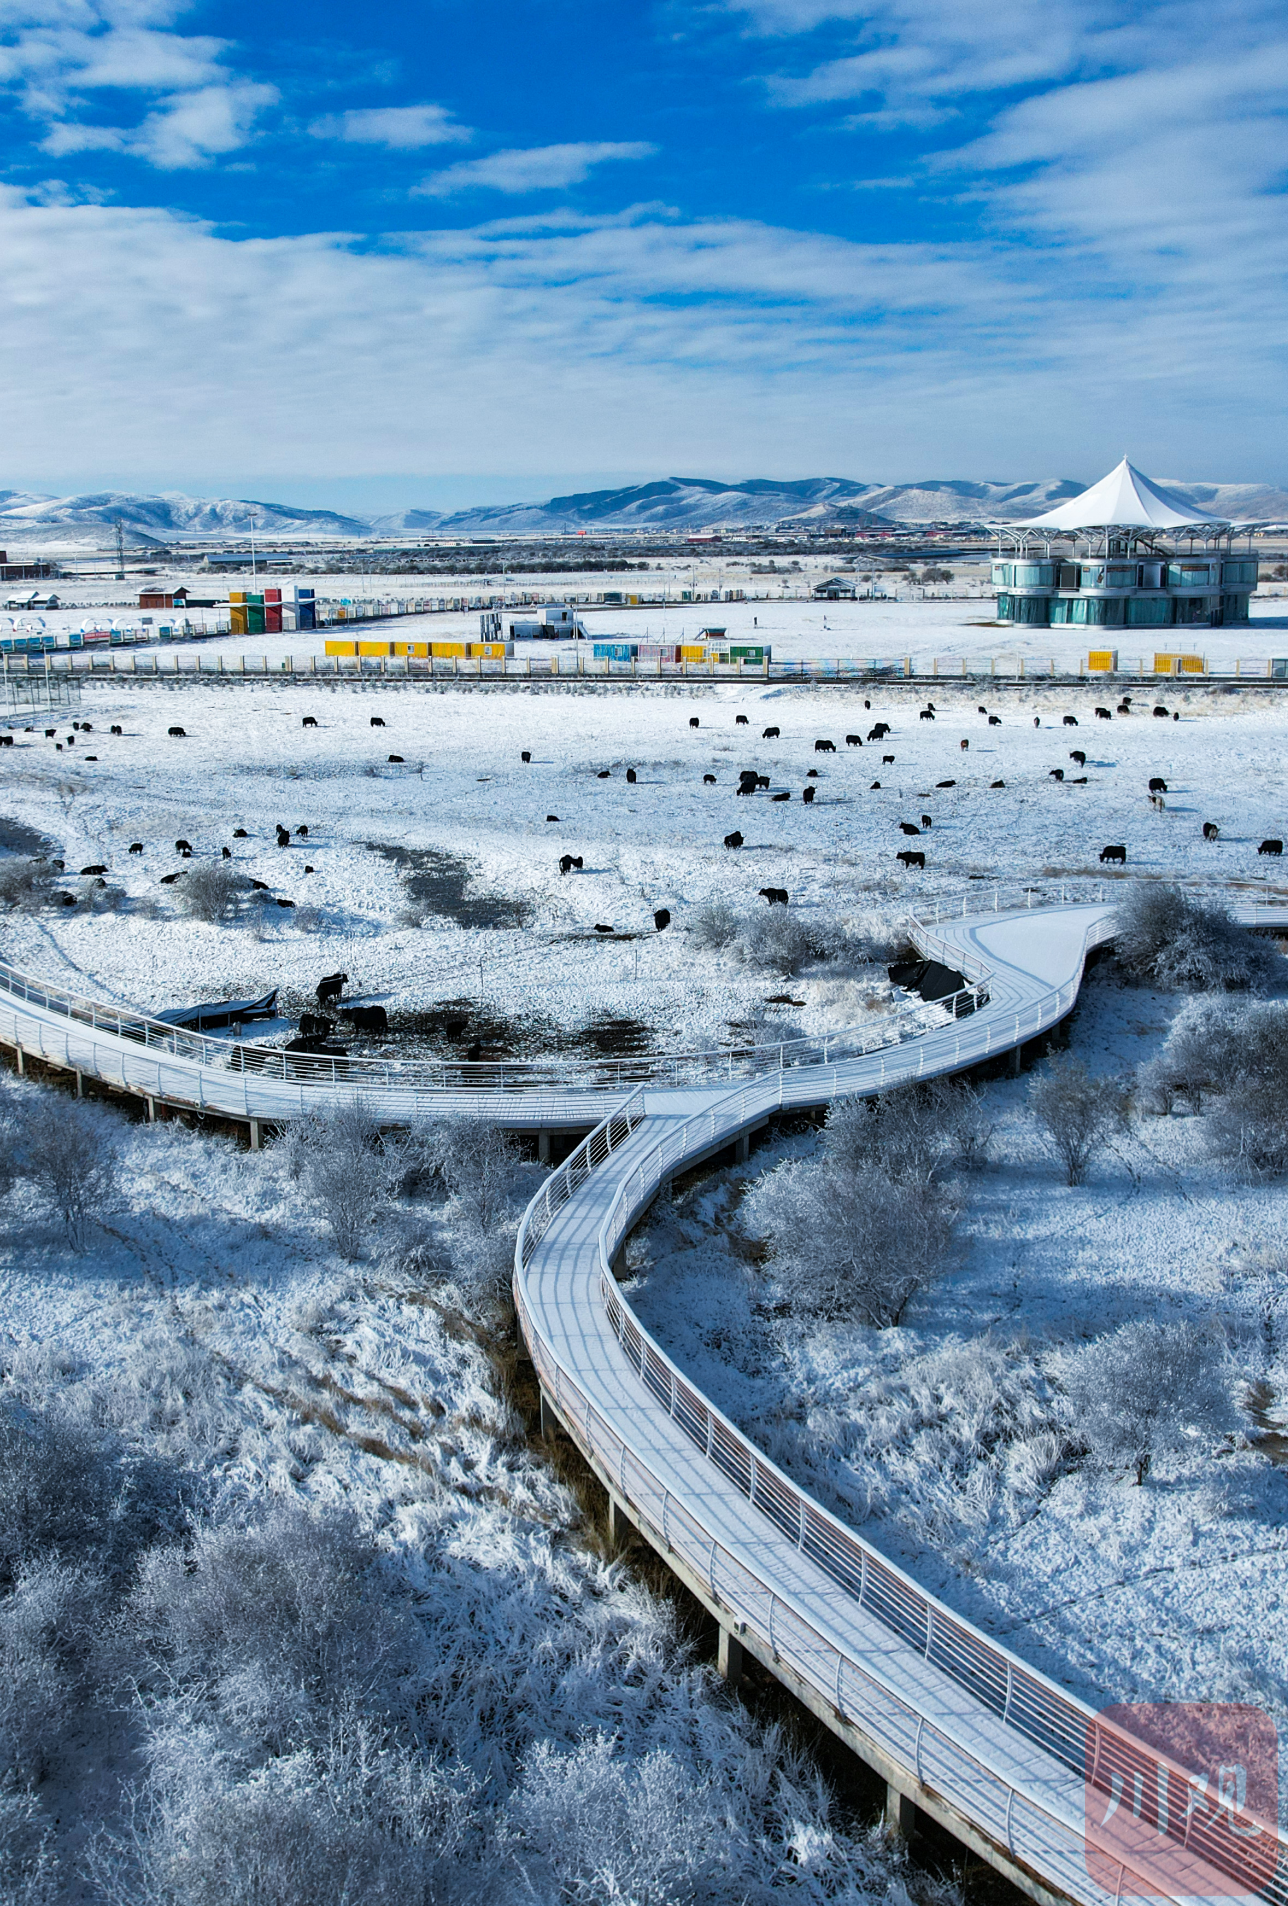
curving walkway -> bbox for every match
[2,895,1286,1905]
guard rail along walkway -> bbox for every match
[2,892,1286,1905]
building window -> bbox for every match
[1013,564,1056,587]
[1015,595,1050,625]
[1222,562,1258,586]
[1048,598,1074,623]
[992,564,1012,587]
[1223,593,1251,622]
[1070,597,1123,625]
[1125,597,1171,626]
[1168,564,1212,588]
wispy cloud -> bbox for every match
[414,141,656,198]
[309,103,471,149]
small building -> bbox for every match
[139,587,190,610]
[0,551,54,582]
[814,577,857,599]
[992,460,1257,629]
[481,603,585,640]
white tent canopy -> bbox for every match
[1020,459,1229,531]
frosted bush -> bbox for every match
[689,900,740,950]
[0,1398,119,1578]
[748,1158,956,1326]
[1114,884,1279,992]
[1028,1058,1127,1187]
[127,1502,422,1751]
[14,1095,119,1249]
[0,858,56,913]
[1063,1320,1229,1484]
[1201,1001,1288,1175]
[825,1080,990,1185]
[177,861,251,925]
[0,1560,105,1788]
[736,909,814,975]
[286,1097,389,1258]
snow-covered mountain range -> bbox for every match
[2,473,1285,548]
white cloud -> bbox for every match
[309,103,471,149]
[39,79,277,167]
[414,141,657,198]
[0,184,1283,483]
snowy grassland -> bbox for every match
[3,677,1288,1066]
[626,954,1288,1744]
[0,1082,929,1905]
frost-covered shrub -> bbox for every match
[0,1559,105,1788]
[90,1728,481,1906]
[1028,1059,1127,1187]
[735,908,813,975]
[15,1096,119,1249]
[689,900,740,951]
[177,861,251,925]
[748,1159,956,1326]
[1064,1320,1228,1484]
[1204,1004,1288,1176]
[0,858,56,913]
[286,1098,389,1259]
[0,1398,119,1580]
[1137,997,1248,1115]
[127,1503,422,1751]
[1114,884,1279,991]
[825,1079,989,1185]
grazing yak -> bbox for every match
[882,754,895,765]
[276,898,296,909]
[689,717,700,729]
[868,722,890,740]
[175,839,192,854]
[370,716,386,728]
[110,725,122,735]
[298,1013,334,1040]
[159,872,182,885]
[988,715,1001,727]
[900,822,921,836]
[1100,844,1127,864]
[128,842,143,854]
[547,813,560,821]
[1063,715,1078,726]
[756,775,769,788]
[340,1004,388,1034]
[653,908,671,931]
[921,814,932,828]
[276,825,291,846]
[1117,702,1132,715]
[521,750,531,763]
[736,715,749,726]
[316,972,348,1005]
[302,716,318,728]
[1148,777,1168,793]
[388,754,404,763]
[871,780,882,789]
[759,887,789,906]
[1095,707,1112,719]
[724,831,744,849]
[233,828,248,838]
[919,710,935,722]
[1070,750,1086,766]
[936,779,956,789]
[802,786,815,802]
[251,880,270,892]
[846,734,862,746]
[1259,839,1283,856]
[960,739,969,751]
[626,768,637,783]
[978,705,987,714]
[296,825,308,837]
[990,779,1006,788]
[168,726,186,738]
[596,769,611,779]
[1154,706,1170,718]
[771,790,791,802]
[1203,822,1220,842]
[897,850,926,870]
[558,854,584,874]
[1049,769,1065,782]
[814,738,836,753]
[703,774,717,786]
[763,726,780,739]
[222,847,232,859]
[79,863,107,876]
[593,924,614,935]
[1033,717,1041,728]
[806,768,819,778]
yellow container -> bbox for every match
[392,640,429,657]
[678,645,708,661]
[230,607,248,635]
[1088,649,1118,672]
[357,640,393,657]
[325,639,357,656]
[1178,654,1205,674]
[429,641,467,658]
[229,590,246,604]
[468,641,511,658]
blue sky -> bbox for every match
[0,0,1285,506]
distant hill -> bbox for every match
[2,474,1285,548]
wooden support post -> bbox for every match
[248,1119,261,1152]
[145,1096,156,1123]
[14,1046,24,1076]
[74,1070,83,1098]
[538,1130,552,1164]
[539,1390,558,1441]
[885,1786,920,1839]
[606,1496,627,1551]
[735,1131,749,1163]
[1011,1042,1023,1077]
[718,1625,744,1687]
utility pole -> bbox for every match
[113,518,125,582]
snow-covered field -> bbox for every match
[5,669,1288,1894]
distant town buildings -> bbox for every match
[0,550,53,582]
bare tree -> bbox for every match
[689,901,740,951]
[825,1078,990,1186]
[177,862,251,925]
[748,1158,956,1326]
[19,1098,119,1250]
[1028,1059,1127,1187]
[1064,1320,1228,1484]
[287,1099,388,1260]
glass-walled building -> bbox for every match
[992,460,1257,629]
